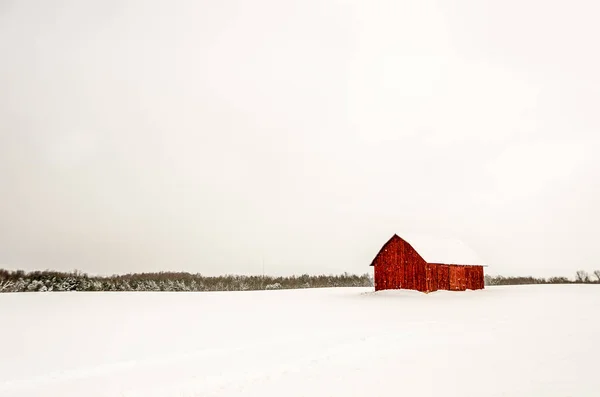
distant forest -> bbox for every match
[0,269,373,292]
[485,270,600,286]
[0,269,598,292]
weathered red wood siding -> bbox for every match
[371,235,484,293]
[372,235,427,292]
[437,264,450,290]
[458,265,485,290]
[465,266,484,290]
[426,263,438,292]
[478,266,485,289]
[465,266,473,290]
[449,265,467,291]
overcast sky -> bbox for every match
[1,0,599,278]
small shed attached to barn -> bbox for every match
[370,234,485,293]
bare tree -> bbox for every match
[594,270,600,282]
[575,270,590,283]
[0,279,14,292]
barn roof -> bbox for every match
[392,233,485,266]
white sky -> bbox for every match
[1,0,599,278]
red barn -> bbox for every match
[370,234,485,293]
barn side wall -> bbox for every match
[425,263,439,292]
[466,266,484,290]
[465,266,473,290]
[437,264,450,290]
[449,266,467,291]
[447,265,485,291]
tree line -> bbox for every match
[0,269,373,293]
[1,268,598,293]
[485,270,600,286]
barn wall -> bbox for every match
[460,265,485,290]
[437,264,450,290]
[449,265,467,291]
[373,236,427,292]
[468,266,484,290]
[425,263,438,292]
[465,266,474,290]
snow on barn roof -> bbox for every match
[396,233,486,266]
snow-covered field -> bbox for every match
[1,285,598,396]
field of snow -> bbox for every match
[1,285,598,396]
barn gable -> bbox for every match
[370,235,428,292]
[369,234,426,266]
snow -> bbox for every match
[1,285,598,396]
[398,233,486,265]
